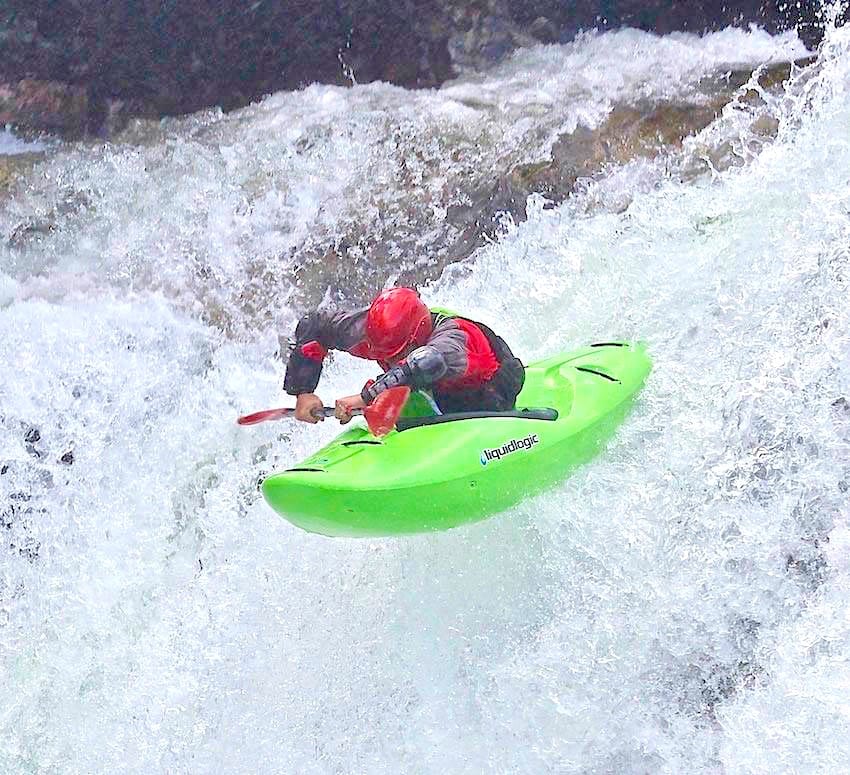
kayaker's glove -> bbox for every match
[360,346,448,404]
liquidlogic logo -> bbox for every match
[480,433,540,465]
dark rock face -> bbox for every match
[0,79,88,136]
[0,0,831,136]
[508,0,825,45]
[1,0,456,131]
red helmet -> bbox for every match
[365,288,432,360]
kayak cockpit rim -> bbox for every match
[395,407,558,432]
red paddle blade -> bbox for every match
[237,408,294,425]
[364,386,410,437]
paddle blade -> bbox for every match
[364,386,410,437]
[237,408,294,425]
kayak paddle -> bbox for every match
[237,386,411,437]
[237,406,362,425]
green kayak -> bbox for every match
[262,342,651,537]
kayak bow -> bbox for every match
[262,342,652,537]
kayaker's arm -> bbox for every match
[358,320,478,404]
[283,308,369,396]
[360,346,448,404]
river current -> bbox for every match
[1,18,848,775]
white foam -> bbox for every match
[0,20,846,775]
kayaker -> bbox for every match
[283,287,525,425]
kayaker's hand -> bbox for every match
[335,394,366,424]
[295,393,324,423]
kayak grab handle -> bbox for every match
[396,407,558,432]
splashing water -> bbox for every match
[0,129,46,157]
[1,21,848,775]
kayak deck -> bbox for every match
[262,342,652,537]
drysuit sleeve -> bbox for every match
[423,317,471,381]
[358,346,443,403]
[359,319,469,404]
[282,308,369,395]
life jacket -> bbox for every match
[428,309,525,413]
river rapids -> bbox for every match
[1,17,848,775]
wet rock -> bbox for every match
[59,450,75,465]
[446,2,537,74]
[528,16,561,44]
[510,1,831,51]
[0,159,15,191]
[0,152,44,196]
[0,1,834,133]
[286,58,810,312]
[89,98,130,139]
[0,0,453,131]
[0,79,88,137]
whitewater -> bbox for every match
[1,19,848,775]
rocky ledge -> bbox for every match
[0,0,832,137]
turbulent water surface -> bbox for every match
[1,20,849,775]
[0,130,45,157]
